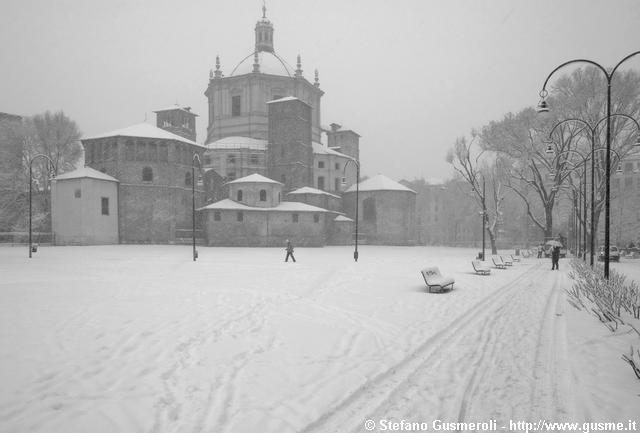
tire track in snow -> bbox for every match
[299,261,545,433]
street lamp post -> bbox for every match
[546,143,628,267]
[472,177,487,260]
[546,145,589,261]
[192,153,201,262]
[481,177,486,261]
[537,50,640,278]
[28,154,57,258]
[343,158,360,262]
[547,116,640,266]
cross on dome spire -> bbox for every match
[262,0,266,19]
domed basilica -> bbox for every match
[51,4,416,247]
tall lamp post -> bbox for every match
[547,143,626,265]
[547,116,640,266]
[537,50,640,278]
[342,158,360,262]
[28,154,57,258]
[471,176,487,260]
[545,146,588,261]
[192,153,201,262]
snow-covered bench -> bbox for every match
[421,267,455,293]
[510,254,521,262]
[501,255,514,266]
[492,255,507,269]
[472,260,491,275]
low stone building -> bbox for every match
[52,167,119,245]
[329,215,355,245]
[82,121,206,243]
[199,173,334,246]
[286,186,342,212]
[343,174,417,245]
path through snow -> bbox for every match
[0,246,637,433]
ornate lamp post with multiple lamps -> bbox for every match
[546,143,626,265]
[342,158,360,262]
[537,51,640,277]
[546,116,640,266]
[28,154,57,258]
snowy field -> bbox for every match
[1,245,639,433]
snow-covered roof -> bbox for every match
[205,136,267,150]
[198,199,332,213]
[226,173,281,185]
[231,51,295,77]
[152,105,198,116]
[312,141,350,158]
[334,215,354,222]
[83,123,204,148]
[266,96,300,104]
[346,174,416,193]
[54,166,119,182]
[287,187,340,198]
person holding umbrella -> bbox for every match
[547,239,562,270]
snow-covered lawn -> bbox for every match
[0,246,638,433]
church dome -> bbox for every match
[230,51,294,77]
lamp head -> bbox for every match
[616,163,623,174]
[341,176,347,186]
[545,143,554,155]
[536,98,549,114]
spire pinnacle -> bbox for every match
[214,55,223,78]
[253,51,261,73]
[314,69,320,87]
[295,54,303,78]
[262,0,266,19]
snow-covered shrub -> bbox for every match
[568,259,640,380]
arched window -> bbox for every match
[142,166,153,182]
[259,189,267,201]
[236,189,243,201]
[185,171,192,186]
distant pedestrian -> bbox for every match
[551,245,560,270]
[537,244,543,259]
[285,239,296,262]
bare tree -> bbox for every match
[480,67,640,245]
[0,110,82,232]
[446,136,505,254]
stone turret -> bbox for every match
[255,4,274,53]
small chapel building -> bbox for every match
[199,173,334,246]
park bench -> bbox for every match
[472,260,491,275]
[510,254,521,262]
[420,267,455,293]
[501,255,514,266]
[492,255,507,269]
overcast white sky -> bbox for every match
[2,0,640,181]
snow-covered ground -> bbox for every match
[0,246,638,433]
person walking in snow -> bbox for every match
[285,239,296,262]
[551,245,560,270]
